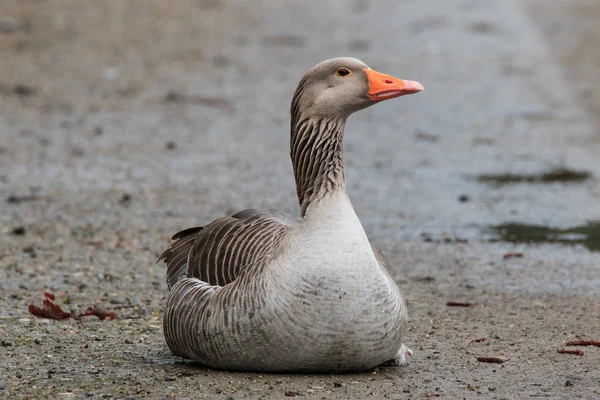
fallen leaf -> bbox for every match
[447,301,473,307]
[503,252,524,260]
[77,305,117,320]
[470,337,487,343]
[29,293,116,321]
[475,356,507,364]
[565,340,600,347]
[29,298,73,320]
[557,348,584,356]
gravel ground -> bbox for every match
[1,0,600,399]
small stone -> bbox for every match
[565,381,573,387]
[15,372,22,379]
[0,16,28,33]
[18,318,30,326]
[101,394,113,398]
[0,381,6,389]
[120,193,131,206]
[137,307,150,318]
[333,382,342,388]
[1,340,12,347]
[458,194,470,202]
[488,387,496,391]
[71,146,85,157]
[103,67,120,80]
[468,21,500,35]
[11,226,26,235]
[13,84,36,96]
[22,269,36,277]
[422,234,433,243]
[108,295,126,305]
[166,141,177,150]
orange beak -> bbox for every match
[365,68,424,101]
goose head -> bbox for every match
[291,57,423,120]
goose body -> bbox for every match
[159,58,423,372]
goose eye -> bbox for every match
[337,68,351,77]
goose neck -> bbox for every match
[290,116,347,217]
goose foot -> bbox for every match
[386,344,413,366]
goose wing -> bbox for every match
[158,209,293,289]
[369,240,393,273]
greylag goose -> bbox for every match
[159,57,423,372]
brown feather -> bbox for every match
[158,209,294,289]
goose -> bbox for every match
[159,57,423,373]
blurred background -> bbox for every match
[1,0,599,398]
[1,0,598,255]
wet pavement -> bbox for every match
[1,0,599,398]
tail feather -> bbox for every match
[158,226,204,289]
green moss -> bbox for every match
[488,222,600,251]
[477,168,592,185]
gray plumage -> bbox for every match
[160,209,291,289]
[158,57,423,372]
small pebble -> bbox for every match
[18,318,30,326]
[22,269,36,277]
[137,307,150,318]
[0,16,27,32]
[109,295,126,305]
[13,85,36,96]
[11,226,26,235]
[120,194,131,206]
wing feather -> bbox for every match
[370,240,392,273]
[158,209,293,289]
